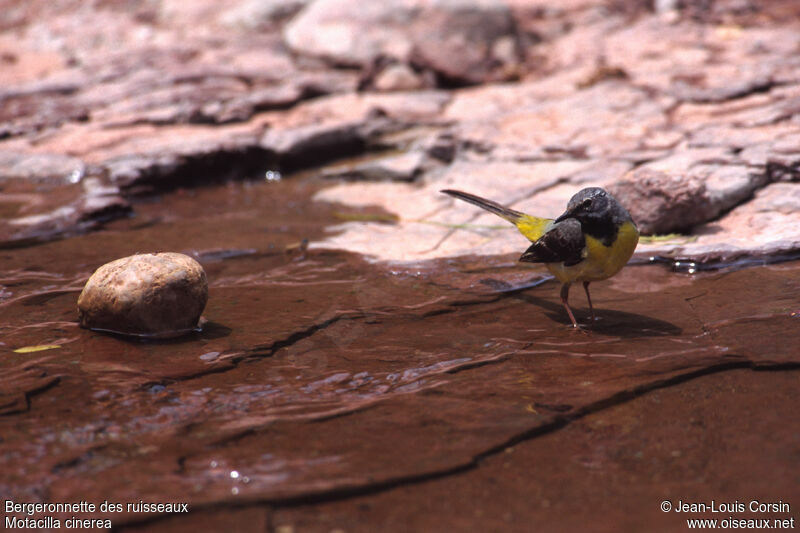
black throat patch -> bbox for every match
[581,216,619,247]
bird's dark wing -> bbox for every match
[519,218,585,266]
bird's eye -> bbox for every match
[582,198,593,209]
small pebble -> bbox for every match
[77,252,208,338]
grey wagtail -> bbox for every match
[441,187,639,328]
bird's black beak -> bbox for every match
[554,210,572,224]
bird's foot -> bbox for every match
[568,322,591,335]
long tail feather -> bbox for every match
[441,189,552,242]
[440,189,524,224]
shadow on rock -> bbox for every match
[198,320,234,340]
[512,293,683,338]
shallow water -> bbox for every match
[1,174,799,525]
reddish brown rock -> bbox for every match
[1,0,800,263]
[640,181,800,263]
[0,162,131,247]
[609,168,712,235]
[368,61,431,92]
[322,150,427,181]
[77,253,208,338]
[283,0,522,84]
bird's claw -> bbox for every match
[568,322,591,334]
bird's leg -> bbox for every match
[583,281,596,323]
[560,283,579,328]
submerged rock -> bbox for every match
[77,253,208,338]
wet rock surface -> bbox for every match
[262,368,800,533]
[77,252,208,337]
[1,178,798,530]
[1,1,800,530]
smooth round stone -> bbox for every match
[77,252,208,338]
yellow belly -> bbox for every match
[546,221,639,284]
